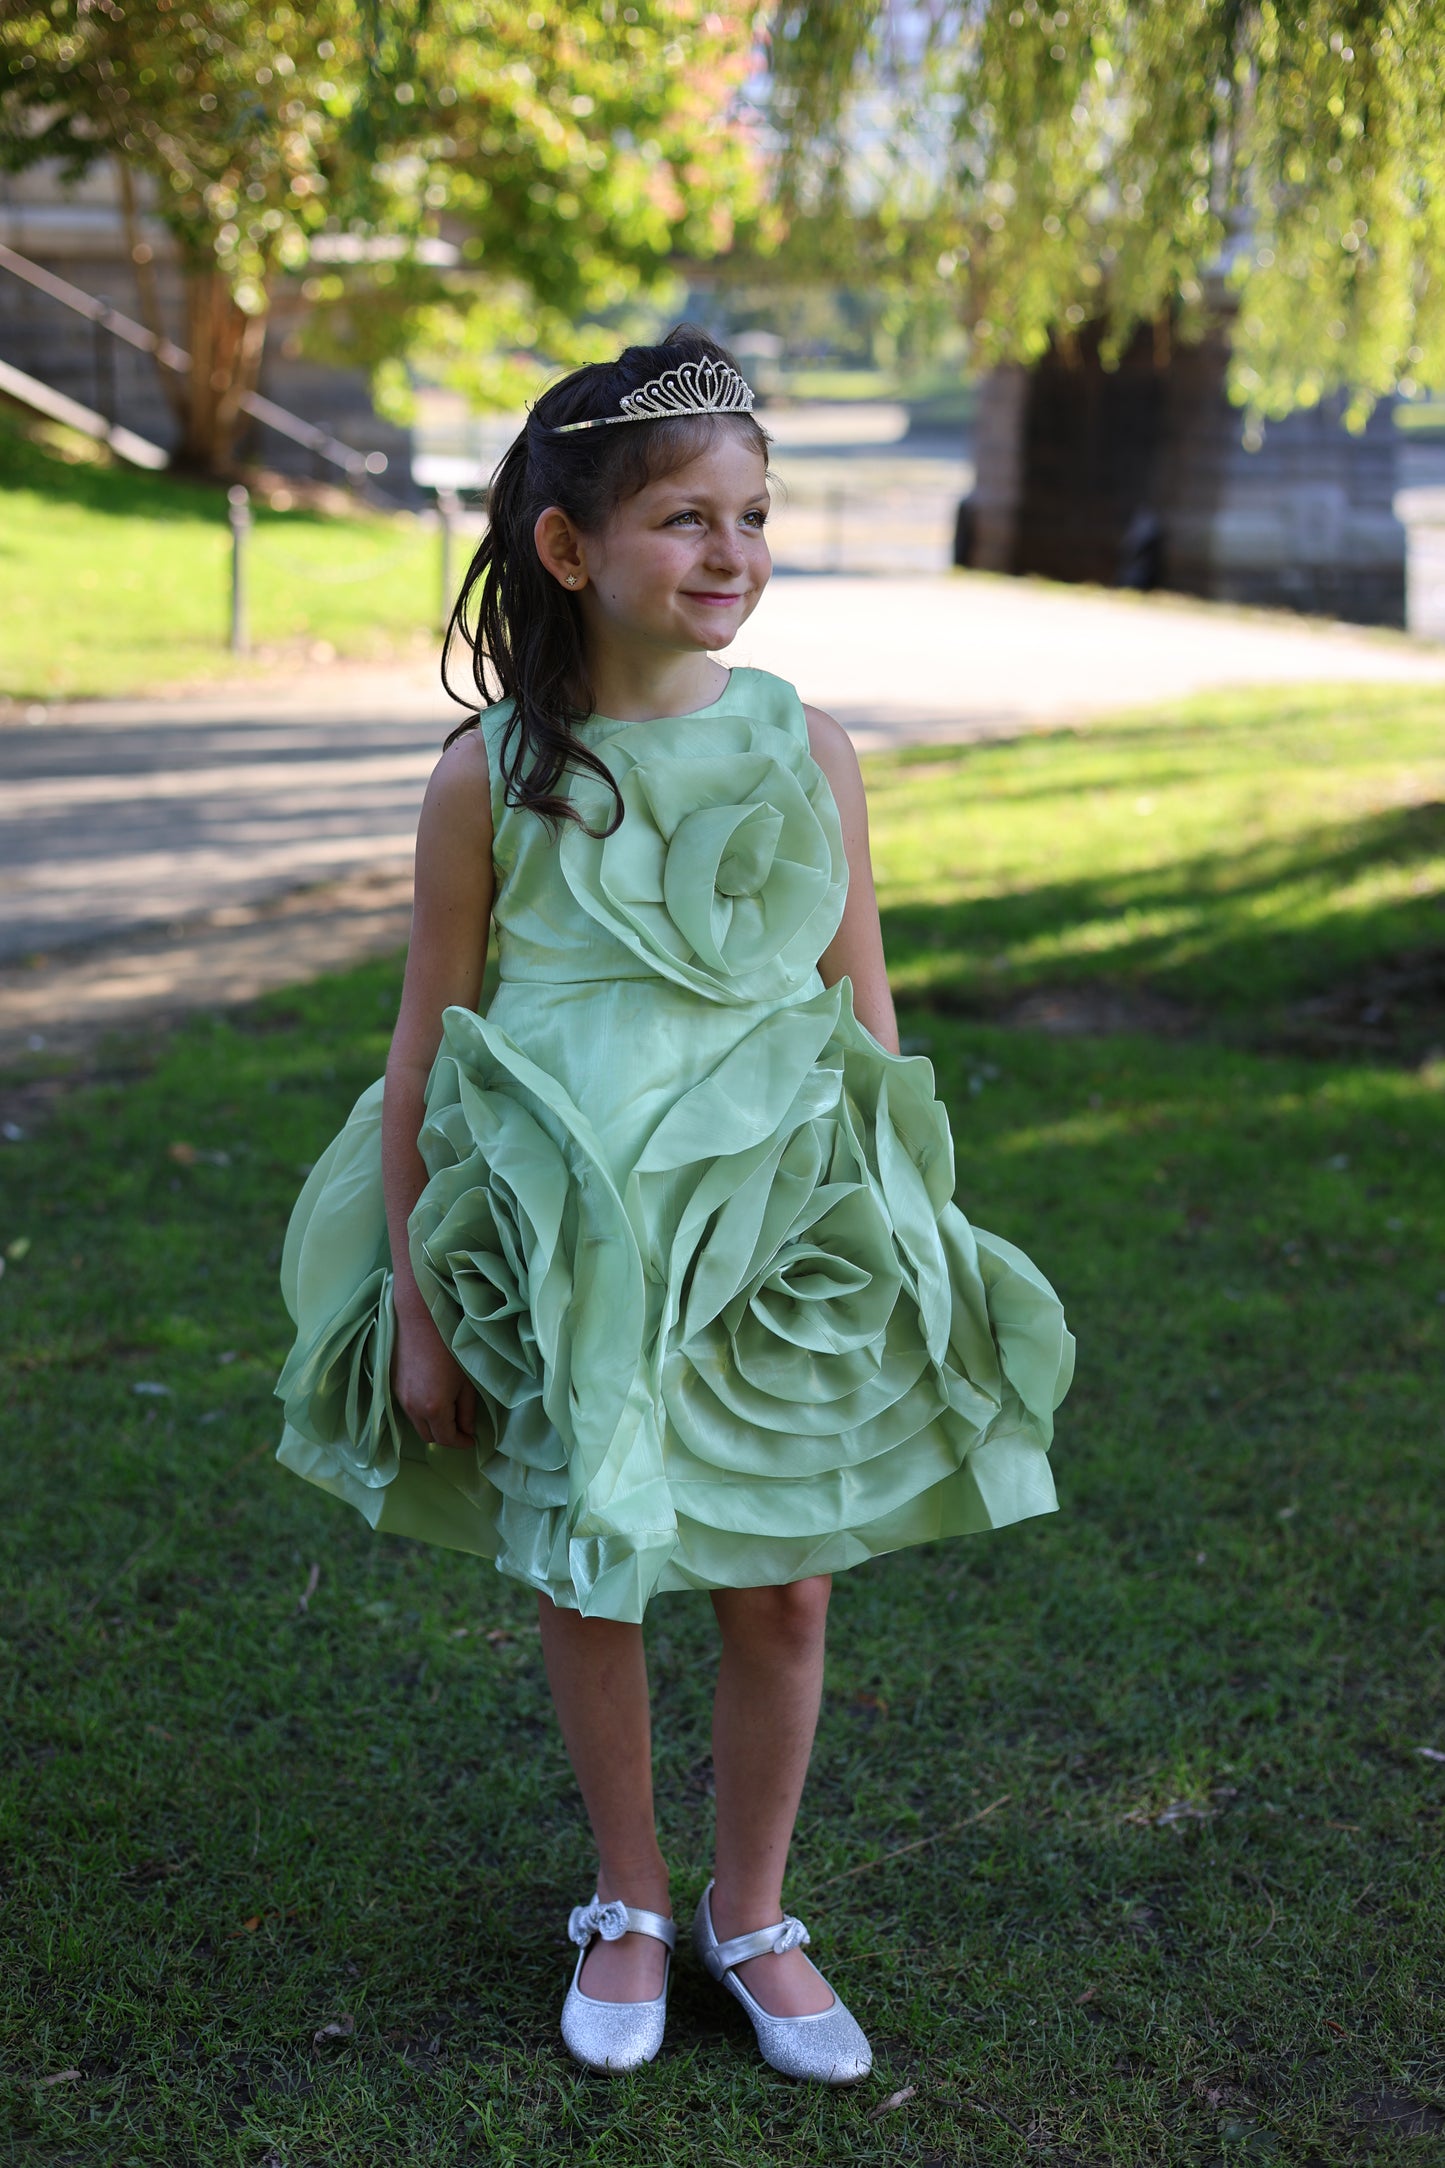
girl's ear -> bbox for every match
[533,506,587,592]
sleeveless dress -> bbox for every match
[274,668,1074,1623]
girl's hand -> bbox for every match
[392,1301,477,1450]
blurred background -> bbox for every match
[9,0,1445,651]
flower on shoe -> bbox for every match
[568,1898,632,1947]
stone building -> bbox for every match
[967,316,1407,628]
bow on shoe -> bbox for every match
[568,1897,631,1948]
[771,1915,811,1955]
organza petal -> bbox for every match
[637,981,1072,1536]
[559,717,847,1004]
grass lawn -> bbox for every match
[0,408,440,702]
[870,683,1445,1054]
[2,691,1443,2165]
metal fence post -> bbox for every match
[227,484,251,654]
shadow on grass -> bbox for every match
[884,795,1445,1044]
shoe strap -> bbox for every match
[711,1914,811,1975]
[568,1895,677,1951]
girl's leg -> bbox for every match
[537,1595,671,2001]
[708,1577,836,2018]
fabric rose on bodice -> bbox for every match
[559,716,847,1003]
[629,984,1072,1539]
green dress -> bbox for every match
[274,668,1074,1622]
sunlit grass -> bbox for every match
[0,408,439,700]
[869,682,1445,1030]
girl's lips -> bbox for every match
[684,590,746,604]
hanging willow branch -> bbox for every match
[767,0,1445,423]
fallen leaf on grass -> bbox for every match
[1416,1746,1445,1763]
[294,1562,320,1617]
[144,1724,174,1742]
[313,2013,355,2046]
[167,1142,199,1166]
[868,2085,916,2120]
[1156,1799,1213,1826]
[1075,1986,1097,2005]
[1325,2018,1348,2036]
[6,1236,31,1261]
[226,1905,300,1938]
[38,2070,81,2087]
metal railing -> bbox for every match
[0,241,392,492]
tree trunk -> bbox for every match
[173,265,269,476]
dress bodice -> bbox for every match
[476,668,849,1005]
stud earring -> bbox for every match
[565,574,579,587]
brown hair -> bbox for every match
[441,325,768,833]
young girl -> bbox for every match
[275,327,1073,2083]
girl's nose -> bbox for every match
[705,528,747,571]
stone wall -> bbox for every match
[969,316,1406,627]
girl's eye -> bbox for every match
[663,509,769,528]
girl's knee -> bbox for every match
[716,1575,831,1658]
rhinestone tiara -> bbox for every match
[548,356,756,434]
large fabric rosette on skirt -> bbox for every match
[277,987,1073,1621]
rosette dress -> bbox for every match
[274,668,1074,1622]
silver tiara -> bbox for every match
[549,357,756,434]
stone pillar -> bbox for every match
[969,362,1029,572]
[1156,332,1404,623]
[968,320,1406,626]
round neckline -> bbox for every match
[589,666,740,729]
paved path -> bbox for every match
[5,572,1445,1060]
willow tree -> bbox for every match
[0,1,761,473]
[767,1,1445,424]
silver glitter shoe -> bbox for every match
[560,1894,676,2073]
[692,1879,872,2084]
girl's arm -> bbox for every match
[383,729,494,1449]
[805,705,900,1056]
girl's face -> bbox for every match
[559,428,772,657]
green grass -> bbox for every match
[870,683,1445,1047]
[0,407,440,701]
[2,693,1443,2164]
